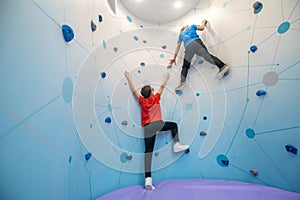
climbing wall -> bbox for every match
[0,0,299,199]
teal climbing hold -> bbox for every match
[62,77,73,103]
[62,24,74,42]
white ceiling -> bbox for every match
[119,0,201,23]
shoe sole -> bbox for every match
[175,84,186,91]
[174,147,189,153]
[215,66,230,79]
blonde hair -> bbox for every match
[180,24,188,32]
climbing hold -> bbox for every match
[126,155,133,161]
[133,36,139,41]
[140,62,145,67]
[121,120,128,126]
[68,155,72,163]
[101,72,106,78]
[102,40,107,49]
[127,16,133,23]
[98,15,103,22]
[256,90,267,96]
[85,152,92,161]
[62,24,74,42]
[120,153,128,163]
[91,20,97,32]
[162,45,167,49]
[249,169,259,176]
[217,154,229,167]
[246,128,255,139]
[285,144,298,155]
[175,90,183,96]
[105,117,111,123]
[253,2,263,14]
[200,131,207,136]
[278,22,290,34]
[203,116,208,120]
[221,160,229,166]
[185,148,190,154]
[113,47,118,52]
[62,77,73,103]
[250,45,258,53]
[154,152,159,157]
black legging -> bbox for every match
[144,120,179,178]
[181,39,225,83]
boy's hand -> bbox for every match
[124,71,130,79]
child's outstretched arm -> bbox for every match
[157,73,170,95]
[124,71,141,100]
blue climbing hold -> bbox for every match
[91,20,97,32]
[162,45,167,49]
[185,148,190,154]
[256,90,267,96]
[250,45,258,53]
[105,117,111,123]
[175,90,183,96]
[85,152,92,161]
[246,128,255,139]
[101,72,106,78]
[62,24,74,42]
[253,1,263,14]
[285,144,297,155]
[98,15,103,22]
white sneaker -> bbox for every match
[145,177,155,190]
[173,142,189,153]
[175,82,186,91]
[215,64,230,79]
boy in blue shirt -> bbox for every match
[169,20,229,91]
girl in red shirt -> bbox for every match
[124,71,189,190]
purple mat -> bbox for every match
[97,179,300,200]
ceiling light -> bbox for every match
[174,1,182,9]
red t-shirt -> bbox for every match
[139,93,162,126]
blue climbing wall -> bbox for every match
[0,0,299,199]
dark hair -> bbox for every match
[140,85,152,98]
